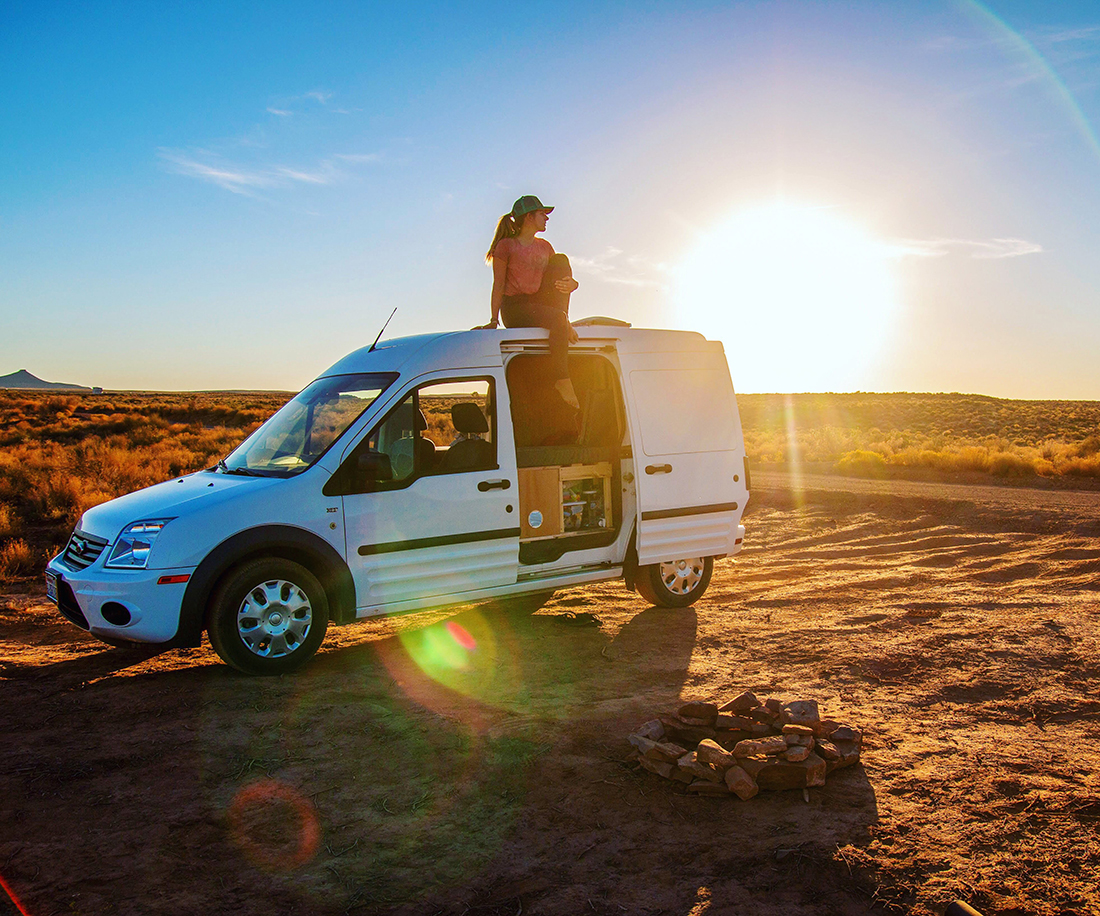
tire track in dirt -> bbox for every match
[719,475,1100,915]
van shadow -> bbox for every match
[314,596,700,732]
[0,599,880,916]
[0,643,169,690]
[302,604,881,915]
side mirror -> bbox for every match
[357,450,393,483]
[324,450,394,498]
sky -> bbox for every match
[2,0,1100,397]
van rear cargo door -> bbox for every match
[617,344,745,565]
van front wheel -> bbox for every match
[635,557,713,608]
[207,558,329,675]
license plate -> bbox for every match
[45,571,58,604]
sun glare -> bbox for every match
[672,202,901,392]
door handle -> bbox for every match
[478,479,511,491]
[645,464,672,475]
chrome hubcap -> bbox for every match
[658,558,705,595]
[237,579,313,658]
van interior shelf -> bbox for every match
[518,462,613,541]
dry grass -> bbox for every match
[739,392,1100,481]
[419,393,490,446]
[0,538,36,581]
[0,390,289,580]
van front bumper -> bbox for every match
[45,554,196,645]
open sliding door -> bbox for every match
[616,342,745,565]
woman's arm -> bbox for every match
[488,254,508,327]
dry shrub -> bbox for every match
[0,502,17,537]
[1058,454,1100,477]
[836,450,888,476]
[42,395,79,417]
[0,538,36,582]
[740,393,1100,482]
[986,451,1038,477]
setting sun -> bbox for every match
[673,202,901,392]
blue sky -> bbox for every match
[3,1,1099,396]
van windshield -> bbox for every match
[220,373,396,477]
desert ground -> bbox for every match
[2,469,1099,916]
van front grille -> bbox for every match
[63,529,109,570]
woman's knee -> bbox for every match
[549,254,572,280]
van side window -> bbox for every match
[337,378,495,494]
[418,380,495,474]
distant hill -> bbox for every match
[0,369,91,391]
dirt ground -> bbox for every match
[2,473,1099,916]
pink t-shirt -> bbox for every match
[493,237,554,296]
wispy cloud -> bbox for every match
[924,20,1100,76]
[923,24,1100,54]
[273,164,340,184]
[158,151,277,195]
[1035,25,1100,45]
[158,148,381,196]
[264,88,357,118]
[571,247,667,288]
[888,237,1043,260]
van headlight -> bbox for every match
[106,519,173,569]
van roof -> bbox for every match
[321,324,721,378]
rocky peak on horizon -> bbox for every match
[0,369,92,391]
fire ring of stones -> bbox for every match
[627,692,862,799]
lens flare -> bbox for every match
[783,395,806,508]
[367,607,540,731]
[962,0,1100,164]
[445,620,478,651]
[0,872,31,916]
[398,611,498,687]
[228,779,321,871]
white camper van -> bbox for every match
[45,322,750,675]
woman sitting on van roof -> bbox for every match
[482,195,581,410]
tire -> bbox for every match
[206,557,329,676]
[635,557,713,608]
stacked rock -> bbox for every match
[626,692,862,799]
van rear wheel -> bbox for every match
[635,557,713,608]
[207,558,329,675]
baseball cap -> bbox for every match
[511,195,554,218]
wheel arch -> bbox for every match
[168,525,356,647]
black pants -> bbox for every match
[500,253,573,381]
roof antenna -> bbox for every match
[368,307,397,352]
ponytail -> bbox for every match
[486,212,521,263]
